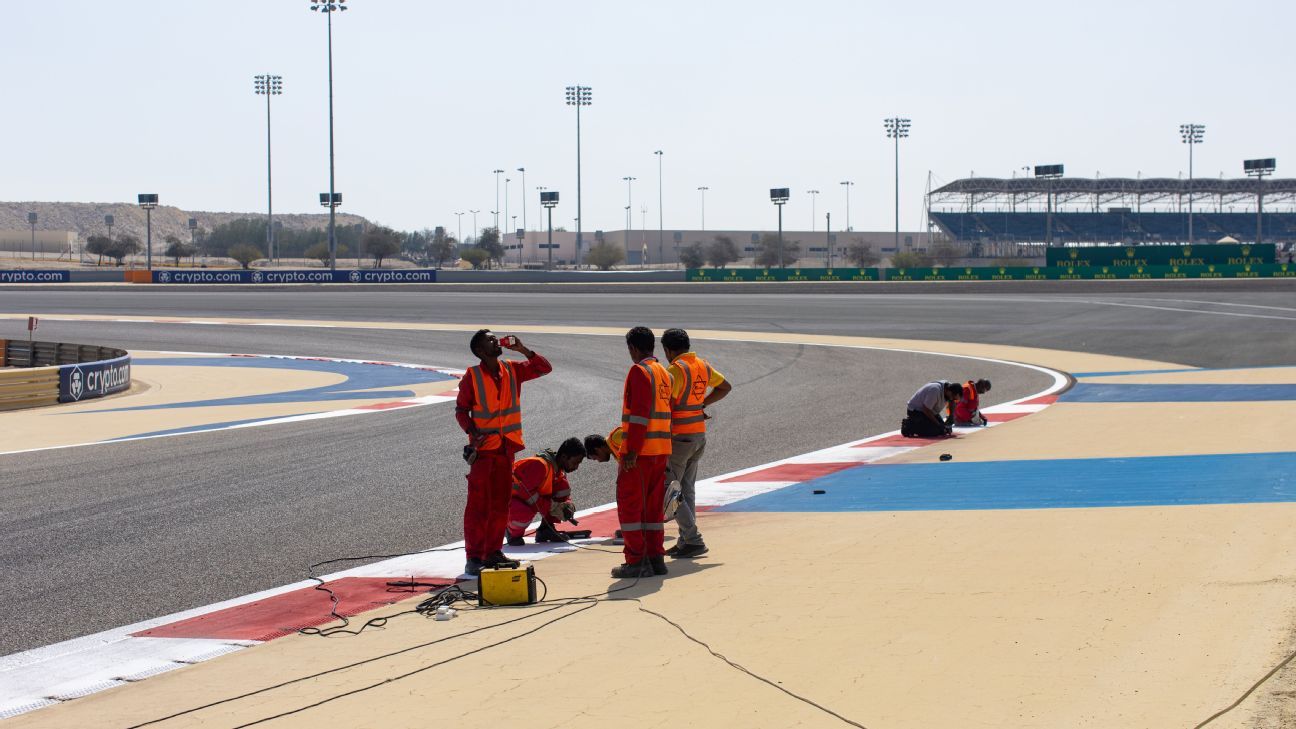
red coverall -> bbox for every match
[455,352,551,562]
[506,455,572,538]
[617,357,672,565]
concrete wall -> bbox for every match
[0,230,77,255]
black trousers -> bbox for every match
[903,409,947,437]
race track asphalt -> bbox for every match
[0,285,1292,655]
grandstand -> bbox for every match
[927,177,1296,255]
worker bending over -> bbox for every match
[901,380,962,438]
[612,326,673,578]
[505,437,586,546]
[455,330,552,577]
[584,427,624,464]
[948,378,992,427]
[661,328,731,559]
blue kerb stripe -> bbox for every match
[1062,383,1296,402]
[716,451,1296,513]
[107,414,325,441]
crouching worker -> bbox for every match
[948,378,992,427]
[505,437,586,546]
[901,380,962,437]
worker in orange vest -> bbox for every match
[660,328,731,559]
[948,379,992,426]
[585,427,626,464]
[505,437,586,545]
[611,326,674,578]
[455,329,552,577]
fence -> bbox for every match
[0,340,131,410]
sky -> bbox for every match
[3,0,1293,237]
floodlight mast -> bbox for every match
[807,190,820,231]
[1034,164,1064,246]
[770,188,790,268]
[1180,123,1205,244]
[697,186,709,230]
[839,180,854,232]
[254,74,283,262]
[1244,157,1276,245]
[308,0,348,270]
[564,85,592,267]
[540,190,560,270]
[884,117,911,252]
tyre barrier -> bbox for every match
[0,340,131,411]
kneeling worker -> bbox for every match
[948,378,991,427]
[901,380,962,438]
[505,437,586,546]
[661,328,731,559]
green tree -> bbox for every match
[228,244,264,270]
[845,239,880,267]
[679,242,706,269]
[585,242,625,270]
[164,235,193,265]
[104,235,141,266]
[85,234,110,265]
[891,250,932,269]
[930,241,961,268]
[705,236,740,268]
[476,228,504,269]
[361,226,401,268]
[753,234,801,268]
[459,247,490,269]
[402,230,429,262]
[305,241,349,266]
[427,228,458,268]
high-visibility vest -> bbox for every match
[670,353,712,435]
[954,380,979,421]
[621,358,673,456]
[607,427,626,461]
[467,360,522,451]
[512,454,568,504]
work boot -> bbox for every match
[610,561,653,579]
[673,543,709,559]
[506,534,525,547]
[649,556,668,575]
[463,558,483,577]
[665,543,682,557]
[484,551,520,569]
[535,522,569,543]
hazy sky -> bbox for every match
[4,1,1292,236]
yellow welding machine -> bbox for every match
[478,563,537,606]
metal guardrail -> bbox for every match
[0,339,131,411]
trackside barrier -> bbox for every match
[685,263,1296,282]
[0,270,72,283]
[1045,243,1276,268]
[144,269,439,284]
[0,340,131,409]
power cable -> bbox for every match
[1192,645,1296,728]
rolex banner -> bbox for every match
[1045,243,1275,268]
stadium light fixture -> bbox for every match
[540,190,560,269]
[309,0,348,270]
[1179,123,1205,244]
[1034,165,1064,247]
[770,188,791,268]
[839,181,855,231]
[884,117,912,253]
[565,84,592,266]
[1244,157,1276,245]
[253,74,283,263]
[137,194,159,270]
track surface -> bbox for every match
[1,288,1293,656]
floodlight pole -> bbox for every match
[885,117,911,252]
[770,188,790,268]
[825,212,831,266]
[493,169,504,231]
[469,210,480,242]
[654,150,663,266]
[454,212,464,244]
[840,180,854,232]
[565,85,592,267]
[623,176,636,251]
[517,167,527,231]
[27,212,37,260]
[1245,159,1275,245]
[254,74,282,263]
[309,1,347,270]
[1180,123,1205,244]
[808,190,820,231]
[697,186,708,230]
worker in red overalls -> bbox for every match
[612,326,674,578]
[455,329,552,577]
[948,378,992,427]
[505,438,587,546]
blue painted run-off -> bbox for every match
[1062,383,1296,402]
[92,357,456,411]
[717,451,1296,512]
[105,413,325,441]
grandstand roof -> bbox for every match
[931,177,1296,196]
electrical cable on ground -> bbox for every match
[1192,644,1296,728]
